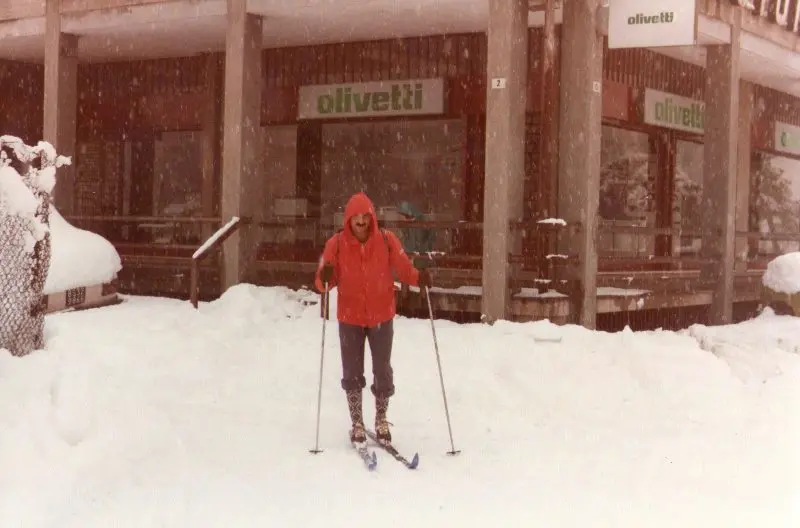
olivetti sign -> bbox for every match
[298,79,445,120]
[730,0,800,33]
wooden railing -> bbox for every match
[736,231,800,268]
[64,214,225,299]
[64,215,221,223]
[66,214,796,302]
[596,224,717,268]
[63,215,224,249]
[251,217,577,294]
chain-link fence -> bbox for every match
[0,137,70,357]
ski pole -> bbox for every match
[424,286,460,456]
[310,283,328,454]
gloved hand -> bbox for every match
[418,269,432,291]
[320,263,334,285]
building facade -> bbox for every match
[1,0,799,330]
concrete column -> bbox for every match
[702,16,741,325]
[735,80,753,273]
[221,0,263,289]
[201,53,221,241]
[481,0,528,322]
[43,0,78,215]
[541,0,559,218]
[557,0,604,329]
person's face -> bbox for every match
[350,213,372,242]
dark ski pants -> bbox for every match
[339,319,395,398]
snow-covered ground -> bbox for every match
[1,285,798,527]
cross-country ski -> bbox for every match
[365,429,419,470]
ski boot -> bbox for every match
[346,389,367,445]
[375,394,392,445]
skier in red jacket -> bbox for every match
[315,192,431,446]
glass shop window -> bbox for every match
[750,151,800,256]
[319,119,465,254]
[673,139,704,255]
[598,125,656,258]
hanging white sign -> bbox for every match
[608,0,697,49]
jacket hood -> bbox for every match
[343,192,378,239]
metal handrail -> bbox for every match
[190,216,246,308]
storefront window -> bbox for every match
[153,131,203,218]
[262,125,298,220]
[258,125,311,253]
[673,139,703,255]
[320,119,465,253]
[75,141,124,216]
[750,151,800,255]
[74,140,125,242]
[150,131,204,244]
[73,132,206,245]
[599,126,655,257]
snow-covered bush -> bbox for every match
[0,136,70,356]
[760,252,800,317]
[762,252,800,295]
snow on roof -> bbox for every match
[762,252,800,294]
[43,208,122,295]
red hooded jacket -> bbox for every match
[315,193,420,327]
